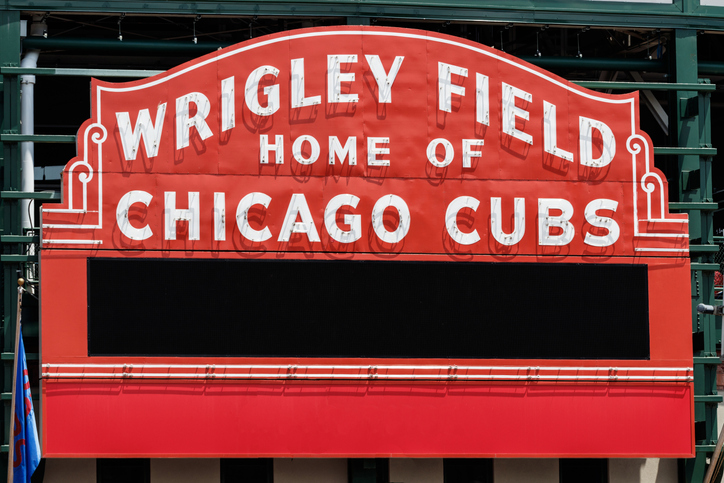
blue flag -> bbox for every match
[12,333,40,483]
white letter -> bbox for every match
[538,198,575,246]
[584,199,620,247]
[245,65,280,116]
[580,116,616,167]
[214,192,225,241]
[291,58,321,108]
[329,136,357,165]
[365,54,404,103]
[278,194,320,242]
[368,137,390,166]
[462,139,484,168]
[236,192,272,242]
[372,195,410,244]
[502,82,533,145]
[476,73,489,125]
[445,196,480,246]
[260,134,284,164]
[438,62,468,113]
[427,138,454,168]
[292,135,320,165]
[116,103,166,160]
[176,93,213,150]
[327,55,358,103]
[325,194,361,243]
[544,101,573,162]
[164,192,200,241]
[491,197,525,246]
[116,190,153,241]
[221,76,235,132]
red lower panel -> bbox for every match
[42,381,693,458]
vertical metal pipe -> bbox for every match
[20,49,38,232]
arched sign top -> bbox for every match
[41,26,687,257]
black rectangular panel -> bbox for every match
[88,258,649,359]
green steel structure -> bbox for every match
[1,1,723,482]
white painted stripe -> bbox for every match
[644,218,689,223]
[635,233,689,237]
[41,372,692,382]
[44,363,692,371]
[42,224,100,229]
[635,247,689,252]
[42,239,102,245]
[42,363,693,382]
[42,208,86,213]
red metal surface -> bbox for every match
[43,381,693,458]
[39,26,694,457]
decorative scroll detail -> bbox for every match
[42,123,106,239]
[627,134,689,254]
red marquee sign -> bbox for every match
[40,26,693,458]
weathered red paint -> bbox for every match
[40,26,693,457]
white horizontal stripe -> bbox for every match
[42,239,102,245]
[45,363,691,372]
[635,248,689,252]
[41,372,692,382]
[41,224,99,229]
[42,364,693,382]
[644,218,689,223]
[42,208,87,214]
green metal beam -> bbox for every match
[0,255,37,263]
[689,245,720,253]
[9,39,724,86]
[697,445,718,453]
[691,263,719,271]
[8,40,724,83]
[0,353,37,361]
[15,70,723,90]
[698,61,724,76]
[0,134,75,143]
[7,2,724,30]
[654,147,717,156]
[573,81,716,92]
[0,191,60,200]
[525,56,665,72]
[11,38,724,83]
[1,392,39,401]
[0,236,36,243]
[22,36,226,55]
[669,202,719,210]
[0,67,164,78]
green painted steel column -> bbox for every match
[0,10,21,482]
[675,28,718,483]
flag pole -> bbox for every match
[7,278,24,483]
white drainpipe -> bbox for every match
[20,49,39,232]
